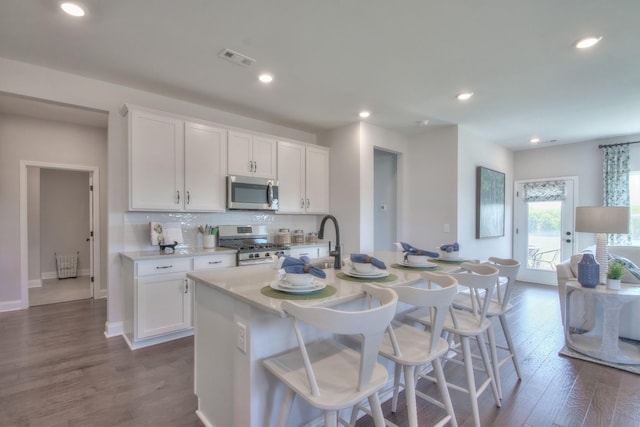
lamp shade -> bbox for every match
[575,206,630,234]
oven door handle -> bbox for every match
[267,181,274,208]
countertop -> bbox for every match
[120,247,237,261]
[187,251,456,317]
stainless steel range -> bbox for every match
[218,225,290,266]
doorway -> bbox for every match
[514,177,577,285]
[20,161,100,308]
[374,149,398,251]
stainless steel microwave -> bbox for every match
[227,175,279,211]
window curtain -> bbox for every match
[523,180,566,202]
[602,144,631,245]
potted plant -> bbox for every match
[607,261,625,290]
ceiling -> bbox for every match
[1,0,639,150]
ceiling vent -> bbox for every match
[218,48,256,68]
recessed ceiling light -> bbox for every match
[60,2,85,17]
[359,111,370,118]
[456,92,474,101]
[258,74,273,83]
[530,137,541,144]
[575,36,603,49]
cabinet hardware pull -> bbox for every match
[185,279,189,293]
[248,160,253,172]
[186,191,190,204]
[300,198,304,208]
[176,190,180,204]
[306,198,310,209]
[208,260,222,264]
[156,265,172,269]
[253,161,257,172]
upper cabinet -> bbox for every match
[184,122,227,211]
[228,130,277,179]
[277,141,330,214]
[125,106,227,212]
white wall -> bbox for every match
[27,168,40,285]
[458,127,514,260]
[0,112,107,305]
[514,134,640,251]
[39,169,90,277]
[0,57,317,326]
[406,126,458,251]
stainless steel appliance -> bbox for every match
[227,175,279,211]
[218,225,290,266]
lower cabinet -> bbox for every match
[137,272,191,339]
[122,252,234,350]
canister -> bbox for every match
[293,229,305,244]
[306,232,318,244]
[277,228,291,245]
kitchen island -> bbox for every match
[187,252,462,427]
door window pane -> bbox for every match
[527,201,561,270]
[631,171,640,245]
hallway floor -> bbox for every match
[29,276,91,306]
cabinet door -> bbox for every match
[277,141,305,213]
[305,146,330,214]
[128,109,184,210]
[137,272,191,339]
[185,122,227,211]
[252,135,277,178]
[227,130,252,176]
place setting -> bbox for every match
[261,255,337,300]
[337,254,398,282]
[392,242,442,270]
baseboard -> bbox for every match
[41,269,90,280]
[95,288,108,299]
[104,321,123,338]
[0,299,26,312]
[28,279,42,288]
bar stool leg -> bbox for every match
[499,314,522,379]
[277,387,294,427]
[324,410,338,427]
[391,363,402,413]
[460,336,482,427]
[486,325,503,400]
[432,357,458,427]
[403,365,418,427]
[476,333,501,407]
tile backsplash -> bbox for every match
[124,211,320,252]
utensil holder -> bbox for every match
[203,235,216,249]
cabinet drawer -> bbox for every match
[289,247,319,259]
[193,254,235,271]
[137,258,191,276]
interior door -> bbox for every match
[514,178,575,285]
[88,174,94,298]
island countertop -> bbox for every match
[186,251,460,317]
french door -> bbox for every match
[514,177,576,285]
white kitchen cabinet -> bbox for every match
[228,130,277,178]
[184,122,227,211]
[137,271,191,339]
[121,251,235,349]
[289,244,330,260]
[127,107,185,211]
[124,105,227,212]
[277,141,330,214]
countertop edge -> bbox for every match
[120,247,237,261]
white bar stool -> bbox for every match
[407,262,501,427]
[262,284,398,427]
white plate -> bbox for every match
[344,269,390,278]
[278,277,324,290]
[270,280,326,294]
[401,261,438,268]
[432,257,466,262]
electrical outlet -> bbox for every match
[236,322,247,353]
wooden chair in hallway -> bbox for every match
[407,263,501,427]
[262,284,398,427]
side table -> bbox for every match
[565,280,640,364]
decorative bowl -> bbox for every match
[439,250,459,259]
[407,255,429,265]
[352,262,374,273]
[285,273,314,286]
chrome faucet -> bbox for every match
[318,215,342,270]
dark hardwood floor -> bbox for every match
[1,283,638,426]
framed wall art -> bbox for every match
[476,166,505,238]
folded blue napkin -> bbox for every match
[400,242,439,259]
[279,256,326,279]
[350,254,386,270]
[440,242,460,252]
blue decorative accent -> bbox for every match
[578,253,600,288]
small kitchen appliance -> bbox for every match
[218,224,290,266]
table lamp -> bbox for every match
[575,206,630,284]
